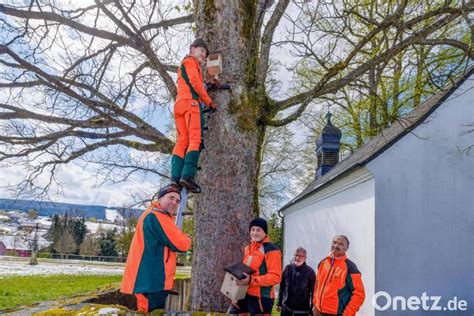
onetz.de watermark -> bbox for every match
[373,291,468,312]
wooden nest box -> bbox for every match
[220,261,255,301]
[207,53,223,78]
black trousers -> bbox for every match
[228,294,274,315]
[281,305,311,316]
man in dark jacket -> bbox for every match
[277,247,316,315]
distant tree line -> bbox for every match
[47,214,124,258]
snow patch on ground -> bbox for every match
[85,221,123,234]
[0,259,124,277]
[96,307,123,315]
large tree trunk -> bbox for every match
[191,93,263,311]
[190,0,264,312]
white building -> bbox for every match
[279,68,474,315]
[0,234,51,256]
[105,208,124,223]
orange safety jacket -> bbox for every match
[243,236,282,299]
[120,202,191,294]
[313,254,365,316]
[176,55,212,106]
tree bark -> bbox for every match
[414,46,428,107]
[29,251,38,265]
[191,91,263,311]
[190,0,264,312]
[368,64,378,136]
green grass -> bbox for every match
[0,274,122,310]
[175,272,189,279]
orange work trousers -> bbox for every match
[171,99,204,181]
[135,292,168,312]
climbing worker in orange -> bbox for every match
[120,185,191,313]
[171,38,216,193]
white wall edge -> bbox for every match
[283,167,374,216]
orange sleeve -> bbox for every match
[242,245,250,264]
[343,273,366,316]
[250,250,282,287]
[182,58,212,106]
[312,280,317,306]
[313,260,323,307]
[158,214,191,252]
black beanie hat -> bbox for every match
[157,185,181,200]
[190,38,209,57]
[249,217,268,234]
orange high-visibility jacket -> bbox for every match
[120,202,191,294]
[176,55,212,106]
[243,236,282,299]
[313,254,365,316]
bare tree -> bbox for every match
[29,223,39,265]
[0,0,472,311]
[79,235,101,257]
[115,212,137,257]
[27,208,38,219]
[258,124,307,215]
[53,227,77,258]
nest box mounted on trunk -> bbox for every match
[207,53,223,80]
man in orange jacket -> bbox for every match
[171,38,216,193]
[313,235,365,316]
[120,185,191,313]
[228,217,282,315]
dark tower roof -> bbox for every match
[321,112,342,138]
[315,111,342,179]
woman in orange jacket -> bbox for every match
[170,38,216,193]
[228,218,282,315]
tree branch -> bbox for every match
[0,4,131,44]
[94,0,136,37]
[258,0,290,82]
[418,38,473,59]
[0,45,174,152]
[263,101,310,127]
[0,102,114,128]
[0,3,179,98]
[139,14,194,33]
[269,10,464,123]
